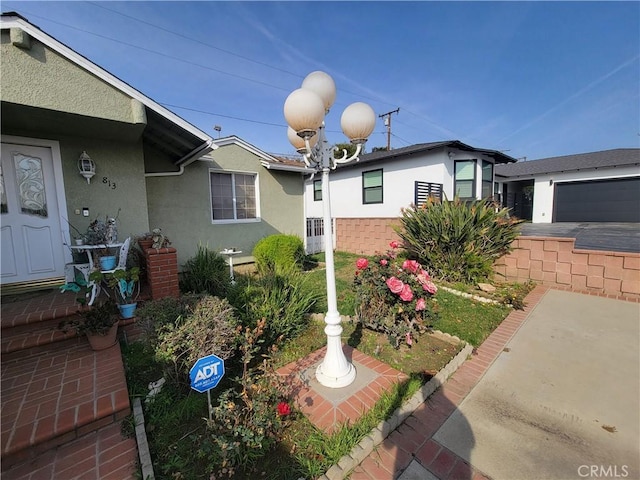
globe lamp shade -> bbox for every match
[341,102,376,144]
[287,126,318,152]
[284,88,325,137]
[301,71,336,112]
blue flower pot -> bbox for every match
[118,302,137,319]
[99,255,117,271]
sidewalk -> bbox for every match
[347,286,640,479]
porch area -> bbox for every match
[1,288,139,479]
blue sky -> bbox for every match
[4,1,639,161]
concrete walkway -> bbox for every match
[349,287,640,480]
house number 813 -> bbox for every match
[102,177,117,189]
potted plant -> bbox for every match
[85,214,120,269]
[91,267,140,319]
[59,300,119,351]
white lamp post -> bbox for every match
[284,71,376,388]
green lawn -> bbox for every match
[123,250,526,479]
[304,251,513,346]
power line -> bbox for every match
[12,6,457,145]
[87,2,304,81]
[12,9,292,93]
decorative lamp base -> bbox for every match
[316,361,356,388]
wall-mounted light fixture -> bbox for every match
[78,151,96,184]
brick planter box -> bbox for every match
[144,247,180,300]
[494,236,640,300]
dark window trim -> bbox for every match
[362,168,383,205]
[313,179,322,201]
[481,160,494,199]
[454,159,477,200]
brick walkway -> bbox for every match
[348,285,551,480]
[278,346,409,434]
[1,289,138,479]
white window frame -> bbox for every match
[209,169,260,224]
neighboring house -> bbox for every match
[495,149,640,223]
[146,136,311,268]
[304,140,516,254]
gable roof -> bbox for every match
[203,135,311,173]
[495,148,640,178]
[1,12,216,165]
[337,140,517,170]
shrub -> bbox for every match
[135,294,203,343]
[181,244,230,296]
[396,198,523,284]
[154,295,239,384]
[252,234,305,274]
[197,319,292,477]
[234,267,320,346]
[353,242,439,348]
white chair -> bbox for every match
[88,237,131,305]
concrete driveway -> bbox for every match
[519,222,640,253]
[431,289,640,480]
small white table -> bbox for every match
[219,249,242,284]
[68,243,123,305]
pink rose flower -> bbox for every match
[399,284,414,302]
[356,258,369,270]
[423,280,438,295]
[415,298,426,311]
[402,259,420,274]
[389,240,399,249]
[406,332,413,346]
[380,259,388,266]
[386,276,404,294]
[417,269,431,281]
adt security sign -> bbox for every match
[190,354,225,393]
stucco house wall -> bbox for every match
[146,141,306,269]
[1,28,150,252]
[1,13,214,291]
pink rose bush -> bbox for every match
[353,242,438,348]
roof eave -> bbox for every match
[1,14,213,147]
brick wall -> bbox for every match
[336,218,402,255]
[494,236,640,300]
[144,247,180,300]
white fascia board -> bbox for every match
[1,15,213,144]
[213,136,280,162]
[259,160,313,173]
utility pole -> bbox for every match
[378,108,400,151]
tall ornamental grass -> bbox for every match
[396,198,523,283]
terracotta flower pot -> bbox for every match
[86,323,118,351]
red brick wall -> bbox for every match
[336,218,402,255]
[494,236,640,300]
[144,247,180,300]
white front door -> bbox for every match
[1,141,67,286]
